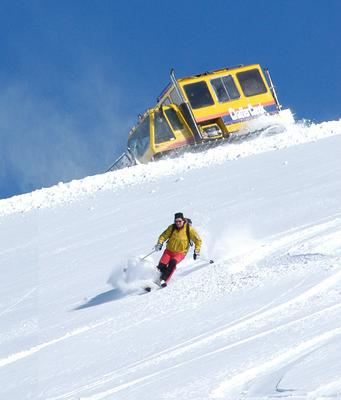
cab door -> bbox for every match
[151,105,195,157]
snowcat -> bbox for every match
[108,64,294,170]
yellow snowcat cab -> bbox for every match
[108,63,293,170]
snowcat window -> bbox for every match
[237,69,267,97]
[169,88,182,105]
[128,116,150,158]
[165,108,184,131]
[183,81,215,109]
[162,97,171,106]
[211,75,240,103]
[154,110,176,144]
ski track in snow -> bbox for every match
[237,214,341,262]
[0,287,37,318]
[0,320,111,368]
[43,283,304,399]
[210,326,341,399]
[45,264,341,400]
[308,377,341,399]
[0,313,159,370]
[51,303,341,400]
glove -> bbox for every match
[155,243,163,251]
[193,251,200,260]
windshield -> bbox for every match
[128,116,150,159]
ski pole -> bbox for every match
[140,249,157,261]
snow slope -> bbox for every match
[0,118,341,399]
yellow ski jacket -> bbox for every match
[158,222,202,254]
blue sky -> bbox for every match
[1,0,340,200]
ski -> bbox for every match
[142,280,167,293]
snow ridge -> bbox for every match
[0,118,340,217]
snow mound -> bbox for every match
[1,118,341,217]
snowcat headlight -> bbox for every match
[201,124,223,139]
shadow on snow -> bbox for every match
[74,288,125,310]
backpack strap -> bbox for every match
[186,222,194,247]
[186,222,190,244]
[170,224,176,238]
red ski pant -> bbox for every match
[158,249,186,283]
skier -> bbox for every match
[154,212,202,287]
